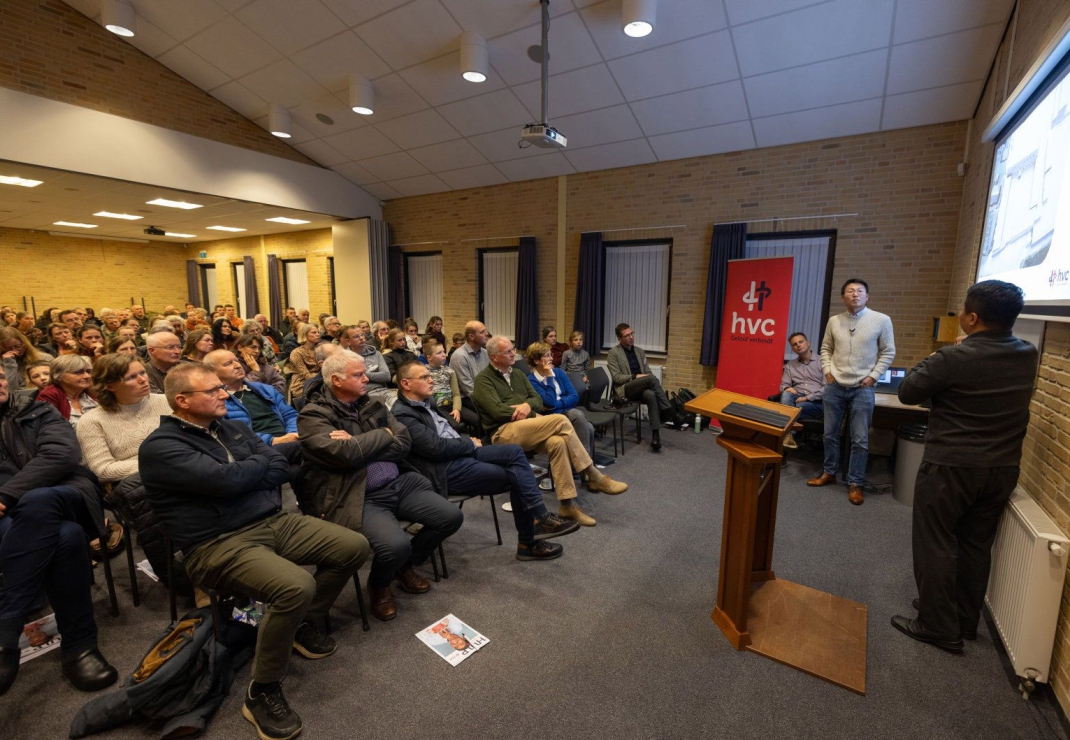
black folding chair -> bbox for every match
[585,367,639,454]
[568,371,619,458]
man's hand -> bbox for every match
[796,395,807,403]
[825,373,835,384]
[329,429,352,441]
[636,373,648,379]
[510,402,532,421]
[0,500,6,518]
[860,376,876,388]
[450,408,461,423]
[272,433,299,445]
[470,437,483,448]
[783,386,797,395]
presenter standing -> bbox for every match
[891,281,1036,653]
[807,279,895,505]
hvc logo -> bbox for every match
[732,280,776,336]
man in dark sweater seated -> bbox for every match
[139,363,369,740]
[891,280,1038,654]
[392,360,579,561]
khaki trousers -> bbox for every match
[491,415,591,501]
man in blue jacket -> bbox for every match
[140,363,369,740]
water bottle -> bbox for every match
[693,414,701,433]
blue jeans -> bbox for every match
[446,444,548,544]
[821,383,875,485]
[779,391,822,420]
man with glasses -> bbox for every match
[139,363,369,740]
[144,331,184,394]
[607,323,680,453]
[808,278,896,505]
[471,336,628,528]
[393,360,579,561]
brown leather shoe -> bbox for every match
[848,485,865,505]
[394,567,431,594]
[369,585,397,621]
[558,502,596,527]
[807,472,837,487]
[587,475,628,495]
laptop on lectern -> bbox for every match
[873,367,907,394]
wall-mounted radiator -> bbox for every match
[985,487,1069,698]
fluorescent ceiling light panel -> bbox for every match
[165,232,197,238]
[206,225,246,232]
[147,198,203,209]
[94,211,142,220]
[0,175,43,187]
[265,217,311,224]
[53,221,98,228]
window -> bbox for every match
[745,231,836,361]
[405,252,443,327]
[478,248,518,340]
[282,259,309,313]
[602,241,671,353]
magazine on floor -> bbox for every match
[416,614,489,666]
[20,613,61,664]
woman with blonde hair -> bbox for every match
[287,322,322,400]
[0,326,52,391]
[37,354,98,427]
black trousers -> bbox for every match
[912,462,1019,637]
[622,376,673,428]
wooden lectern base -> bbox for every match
[732,578,867,695]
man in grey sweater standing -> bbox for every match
[807,278,895,504]
[891,281,1036,653]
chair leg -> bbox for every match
[489,494,502,546]
[437,544,449,579]
[208,591,223,643]
[353,572,370,632]
[166,537,178,624]
[118,514,140,608]
[98,550,120,618]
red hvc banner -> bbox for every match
[715,256,795,399]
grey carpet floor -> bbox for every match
[2,427,1066,739]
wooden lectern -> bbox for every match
[686,388,867,695]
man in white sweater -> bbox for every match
[807,278,895,505]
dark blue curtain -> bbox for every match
[243,255,260,317]
[515,236,539,349]
[186,260,200,307]
[267,254,283,328]
[388,245,406,323]
[700,222,747,366]
[572,231,604,354]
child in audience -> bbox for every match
[446,332,464,363]
[561,331,590,374]
[404,318,422,355]
[425,339,480,430]
[26,360,51,389]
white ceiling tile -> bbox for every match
[744,49,887,118]
[752,98,882,148]
[489,11,603,86]
[581,0,727,61]
[723,0,828,27]
[215,0,257,10]
[437,89,533,136]
[321,126,400,159]
[648,120,756,160]
[332,162,380,186]
[886,24,1004,95]
[399,53,506,107]
[469,127,551,162]
[183,16,283,79]
[882,81,983,130]
[358,74,429,123]
[239,59,331,107]
[357,152,430,180]
[607,31,739,101]
[440,0,574,40]
[437,164,509,190]
[134,0,230,42]
[514,64,625,119]
[550,105,643,148]
[354,0,462,69]
[495,152,576,181]
[376,108,462,149]
[156,45,231,91]
[564,139,656,172]
[235,0,348,55]
[630,80,748,136]
[291,31,392,92]
[893,0,1013,44]
[386,174,451,197]
[733,0,894,76]
[288,93,368,138]
[408,139,488,171]
[292,138,351,167]
[320,0,412,28]
[363,182,404,200]
[209,80,268,120]
[127,16,179,58]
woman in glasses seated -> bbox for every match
[37,354,98,428]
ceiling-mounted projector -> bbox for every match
[521,123,567,149]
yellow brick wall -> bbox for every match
[0,0,314,165]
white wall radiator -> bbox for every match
[985,486,1070,697]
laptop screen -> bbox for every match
[874,367,907,393]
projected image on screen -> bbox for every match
[978,67,1070,305]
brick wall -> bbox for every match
[0,0,314,165]
[386,123,966,392]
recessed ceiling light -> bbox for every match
[266,217,311,225]
[460,31,488,82]
[54,221,98,228]
[101,0,136,37]
[164,232,197,238]
[622,0,656,37]
[94,211,142,220]
[148,198,203,210]
[0,175,43,188]
[206,226,246,232]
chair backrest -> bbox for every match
[513,357,530,375]
[586,366,610,405]
[567,371,588,405]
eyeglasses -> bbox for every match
[179,384,228,396]
[495,348,516,356]
[66,369,92,376]
[409,374,433,382]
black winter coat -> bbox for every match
[391,393,477,497]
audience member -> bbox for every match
[0,367,118,698]
[144,331,184,393]
[15,312,36,335]
[255,314,282,351]
[211,317,237,352]
[383,328,417,383]
[130,305,150,330]
[235,334,286,395]
[0,309,16,327]
[607,323,680,453]
[542,326,569,367]
[76,325,106,362]
[370,320,391,350]
[165,315,186,342]
[139,363,368,740]
[472,335,627,527]
[182,328,214,363]
[205,349,299,454]
[393,360,579,560]
[424,315,446,349]
[100,312,122,342]
[323,316,342,343]
[0,327,52,392]
[35,306,58,331]
[295,343,341,408]
[424,339,479,430]
[223,304,243,330]
[281,321,303,359]
[239,321,277,363]
[356,319,372,341]
[298,351,463,621]
[526,342,595,458]
[451,321,490,400]
[106,337,138,356]
[808,279,896,505]
[25,360,51,390]
[296,308,311,325]
[778,332,824,449]
[288,323,322,401]
[39,355,98,426]
[48,323,79,356]
[403,318,422,355]
[338,324,392,407]
[561,331,590,374]
[60,309,83,331]
[446,332,464,363]
[280,307,297,337]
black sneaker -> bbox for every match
[532,513,580,541]
[292,621,336,659]
[517,540,564,561]
[243,683,303,740]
